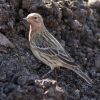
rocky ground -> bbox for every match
[0,0,100,100]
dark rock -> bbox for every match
[0,33,15,48]
[95,53,100,69]
[7,79,65,100]
[22,0,42,9]
[0,0,100,100]
[0,93,6,100]
[89,0,100,10]
[35,79,65,100]
[62,7,73,18]
[0,2,15,33]
[17,74,39,86]
[4,83,17,94]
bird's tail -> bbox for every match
[72,67,92,85]
[63,65,93,85]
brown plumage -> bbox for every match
[24,13,92,84]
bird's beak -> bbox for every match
[23,17,27,21]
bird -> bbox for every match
[23,13,92,84]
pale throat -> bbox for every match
[29,23,46,41]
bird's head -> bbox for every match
[23,13,45,32]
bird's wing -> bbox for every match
[41,31,75,61]
[31,46,76,66]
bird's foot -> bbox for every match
[41,69,53,78]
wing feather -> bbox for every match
[31,46,76,66]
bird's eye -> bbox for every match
[34,17,37,19]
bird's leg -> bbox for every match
[42,69,53,78]
[53,68,58,80]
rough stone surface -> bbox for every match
[0,0,100,100]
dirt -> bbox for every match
[0,0,100,100]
